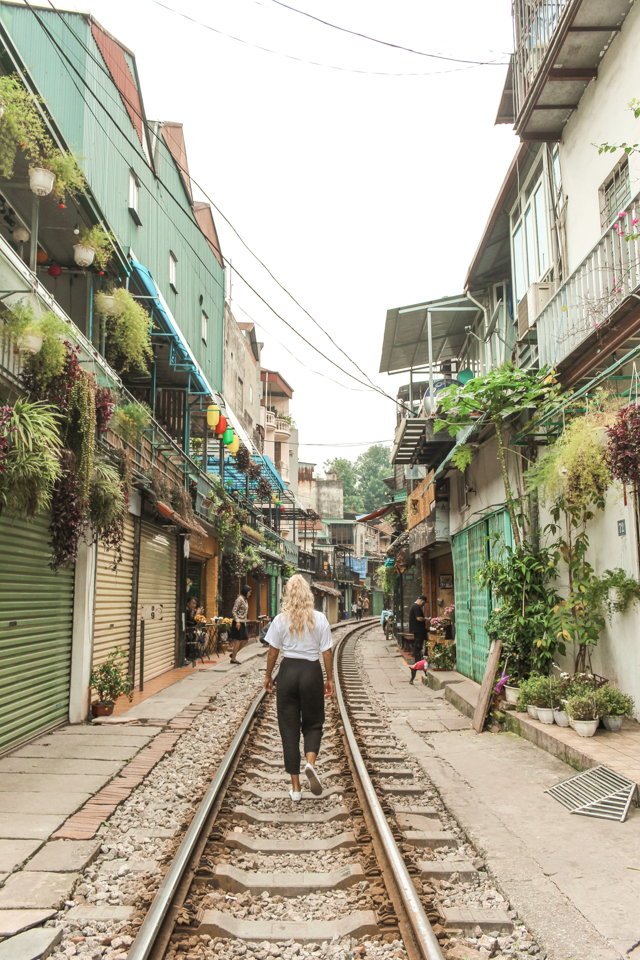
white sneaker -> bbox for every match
[304,763,323,796]
[289,788,301,802]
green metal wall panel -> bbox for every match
[372,589,383,618]
[452,533,472,679]
[0,7,225,393]
[467,521,491,682]
[0,511,74,753]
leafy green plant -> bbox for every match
[0,75,49,178]
[113,401,150,445]
[49,449,85,570]
[282,563,297,581]
[65,369,96,503]
[595,686,635,718]
[0,398,62,518]
[526,413,612,510]
[89,459,126,567]
[95,288,153,373]
[38,149,85,201]
[90,647,133,704]
[0,300,37,348]
[78,226,113,271]
[375,563,397,601]
[566,693,599,722]
[431,642,456,670]
[435,363,564,545]
[171,483,194,522]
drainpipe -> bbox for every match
[466,290,489,372]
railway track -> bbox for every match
[126,619,444,960]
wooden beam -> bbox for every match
[473,638,503,734]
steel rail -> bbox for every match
[126,618,377,960]
[334,629,445,960]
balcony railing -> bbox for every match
[297,550,317,574]
[274,417,291,439]
[537,193,640,369]
[265,410,275,427]
[513,0,570,117]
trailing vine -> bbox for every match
[22,341,82,412]
[235,444,251,473]
[89,459,126,568]
[0,398,61,518]
[256,476,272,500]
[95,386,115,434]
[96,288,153,373]
[49,450,85,570]
[66,369,96,503]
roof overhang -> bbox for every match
[390,417,455,468]
[379,295,482,374]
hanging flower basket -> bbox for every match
[95,294,124,317]
[20,333,43,354]
[73,243,96,267]
[29,166,55,196]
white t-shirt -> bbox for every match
[266,610,333,661]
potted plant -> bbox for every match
[113,400,151,445]
[95,288,153,373]
[516,676,539,719]
[566,693,599,737]
[530,676,557,724]
[89,647,133,716]
[36,150,85,201]
[595,686,635,732]
[74,225,113,270]
[0,397,62,518]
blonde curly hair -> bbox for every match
[281,574,316,637]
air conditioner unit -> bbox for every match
[518,280,556,339]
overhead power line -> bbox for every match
[262,0,508,66]
[27,1,401,405]
[150,0,488,77]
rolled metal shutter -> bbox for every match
[0,512,74,754]
[92,513,135,670]
[135,520,177,683]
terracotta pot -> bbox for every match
[91,701,114,717]
[29,166,55,196]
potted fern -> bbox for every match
[89,647,133,716]
[95,288,153,372]
[74,225,112,270]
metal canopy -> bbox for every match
[390,417,455,467]
[379,294,481,374]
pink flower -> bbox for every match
[619,211,626,218]
[633,218,639,226]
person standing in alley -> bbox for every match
[356,598,363,621]
[408,595,428,684]
[263,574,333,802]
[229,584,252,664]
[362,595,370,617]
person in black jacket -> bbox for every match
[408,596,428,684]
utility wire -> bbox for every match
[150,0,487,77]
[28,1,401,404]
[261,0,508,66]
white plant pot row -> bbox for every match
[522,702,623,736]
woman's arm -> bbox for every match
[264,645,279,693]
[322,648,334,698]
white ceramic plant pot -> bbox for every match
[73,243,96,267]
[504,685,520,704]
[526,704,539,719]
[553,709,569,727]
[602,715,624,732]
[573,718,599,738]
[97,295,124,316]
[0,98,5,120]
[20,333,43,354]
[29,166,55,197]
[537,707,555,725]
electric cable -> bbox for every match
[260,0,508,66]
[35,0,400,404]
[26,1,402,404]
[150,0,492,76]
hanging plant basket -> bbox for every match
[95,294,124,317]
[29,166,55,197]
[73,244,96,268]
[20,333,43,354]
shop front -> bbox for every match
[311,581,340,623]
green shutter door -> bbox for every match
[452,532,472,679]
[0,512,74,753]
[468,521,491,682]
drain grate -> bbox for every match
[546,765,638,822]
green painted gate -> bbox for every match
[0,511,75,753]
[452,509,512,682]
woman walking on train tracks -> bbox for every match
[264,575,334,802]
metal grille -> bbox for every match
[452,532,472,680]
[546,766,638,822]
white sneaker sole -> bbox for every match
[305,764,323,796]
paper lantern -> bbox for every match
[206,403,220,428]
[48,263,62,278]
[223,426,234,445]
[229,434,240,455]
[215,415,227,435]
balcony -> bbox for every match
[506,0,632,140]
[297,550,317,574]
[274,417,291,440]
[265,410,275,429]
[536,192,640,375]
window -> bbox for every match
[201,310,208,344]
[236,376,243,412]
[169,251,177,292]
[331,524,353,546]
[511,162,552,303]
[128,171,141,225]
[600,157,631,231]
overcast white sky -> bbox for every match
[86,0,519,470]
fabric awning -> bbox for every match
[356,504,396,523]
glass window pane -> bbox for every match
[534,185,549,276]
[513,222,527,302]
[525,205,537,284]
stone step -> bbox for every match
[224,831,356,853]
[379,784,424,795]
[417,860,478,882]
[403,831,457,850]
[207,863,363,895]
[244,768,342,783]
[241,785,344,800]
[231,805,350,824]
[0,925,63,960]
[439,906,513,935]
[372,767,414,780]
[197,909,379,942]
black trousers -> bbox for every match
[276,657,325,774]
[410,638,425,680]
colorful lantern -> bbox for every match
[215,415,227,436]
[47,263,61,278]
[229,434,240,455]
[223,426,234,445]
[36,249,48,264]
[206,403,220,428]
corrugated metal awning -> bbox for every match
[379,294,481,373]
